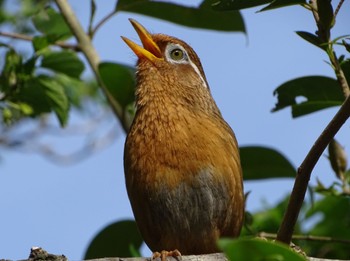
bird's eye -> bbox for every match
[170,48,184,61]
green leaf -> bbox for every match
[16,78,52,115]
[32,36,50,52]
[240,146,295,180]
[18,102,34,115]
[84,220,143,258]
[32,7,72,40]
[41,50,85,79]
[272,76,344,117]
[219,238,306,261]
[212,0,272,11]
[117,0,245,32]
[259,0,306,11]
[98,62,135,109]
[37,75,69,126]
[296,31,326,51]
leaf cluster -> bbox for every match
[0,6,103,128]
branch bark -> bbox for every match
[54,0,129,132]
[15,247,350,261]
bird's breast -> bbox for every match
[123,101,243,253]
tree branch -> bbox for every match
[276,0,350,245]
[54,0,129,132]
[0,31,80,51]
[276,87,350,244]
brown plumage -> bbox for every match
[122,19,244,257]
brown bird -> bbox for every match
[122,19,244,259]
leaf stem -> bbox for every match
[54,0,129,132]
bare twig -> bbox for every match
[259,232,350,245]
[334,0,345,18]
[0,31,80,51]
[54,0,129,132]
[91,9,118,37]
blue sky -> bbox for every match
[1,0,349,259]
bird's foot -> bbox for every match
[152,249,181,261]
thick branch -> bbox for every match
[54,0,129,132]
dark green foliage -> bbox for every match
[98,62,135,110]
[84,220,143,258]
[117,0,245,32]
[240,146,295,180]
[272,76,344,117]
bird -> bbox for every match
[122,19,244,259]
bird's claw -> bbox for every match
[152,249,182,261]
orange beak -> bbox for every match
[121,19,163,62]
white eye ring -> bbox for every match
[164,42,208,89]
[165,44,189,64]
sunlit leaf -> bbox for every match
[84,220,143,258]
[272,76,344,117]
[240,146,295,180]
[219,238,306,261]
[32,36,50,52]
[117,0,245,32]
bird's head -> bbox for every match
[122,19,219,114]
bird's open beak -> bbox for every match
[121,19,163,62]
